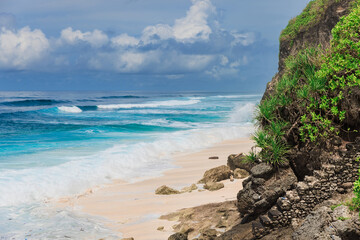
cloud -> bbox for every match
[0,27,49,69]
[172,0,215,42]
[111,33,139,47]
[0,0,257,77]
[60,27,108,48]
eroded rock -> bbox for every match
[204,182,224,191]
[155,185,180,195]
[198,165,231,184]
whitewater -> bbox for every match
[0,91,260,239]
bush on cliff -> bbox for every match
[253,1,360,167]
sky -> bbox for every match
[0,0,310,92]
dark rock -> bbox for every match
[252,178,265,186]
[198,165,231,183]
[209,156,219,159]
[332,217,360,240]
[292,206,332,240]
[227,154,254,171]
[342,182,353,189]
[168,233,187,240]
[250,163,274,179]
[331,136,343,146]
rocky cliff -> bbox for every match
[226,0,360,239]
[263,0,353,100]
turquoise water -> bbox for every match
[0,91,260,239]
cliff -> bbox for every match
[263,0,353,100]
[229,0,360,239]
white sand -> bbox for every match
[61,138,253,240]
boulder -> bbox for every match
[332,217,360,240]
[199,228,218,240]
[227,153,254,171]
[168,233,187,240]
[209,156,219,159]
[155,185,180,195]
[204,182,224,191]
[181,184,198,193]
[198,165,231,184]
[250,163,274,179]
[157,226,164,231]
[121,238,134,240]
[292,206,333,240]
[332,205,351,220]
[234,168,249,179]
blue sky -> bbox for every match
[0,0,310,92]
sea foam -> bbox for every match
[57,106,83,113]
[97,99,200,109]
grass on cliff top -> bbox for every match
[253,1,360,167]
[280,0,336,42]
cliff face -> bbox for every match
[263,0,353,100]
[224,0,360,239]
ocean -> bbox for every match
[0,91,260,239]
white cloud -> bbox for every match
[173,0,215,42]
[0,27,49,69]
[0,0,256,76]
[111,33,139,47]
[140,0,215,44]
[60,27,108,47]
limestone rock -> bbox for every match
[250,163,274,179]
[198,165,231,184]
[168,233,187,240]
[156,185,180,195]
[234,168,249,179]
[181,184,198,193]
[121,238,134,240]
[332,217,360,240]
[292,206,333,240]
[157,226,164,231]
[204,182,224,191]
[332,205,351,220]
[227,153,254,171]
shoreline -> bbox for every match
[62,137,254,240]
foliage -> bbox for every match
[352,168,360,216]
[253,1,360,167]
[331,203,342,211]
[280,0,332,41]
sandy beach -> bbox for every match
[62,137,254,240]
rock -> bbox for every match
[179,224,194,235]
[342,182,353,189]
[234,168,249,179]
[332,217,360,240]
[121,238,134,240]
[198,165,231,183]
[204,182,224,191]
[250,163,274,179]
[181,184,198,193]
[157,226,164,231]
[230,175,234,182]
[209,156,219,159]
[292,206,333,240]
[168,233,187,240]
[155,185,180,195]
[227,153,254,171]
[199,228,218,239]
[332,205,351,220]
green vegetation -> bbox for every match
[252,1,360,167]
[331,203,342,211]
[337,216,350,221]
[280,0,333,41]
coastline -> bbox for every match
[61,137,254,240]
